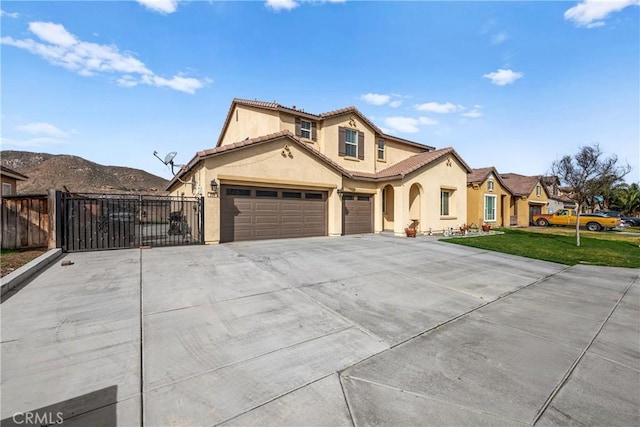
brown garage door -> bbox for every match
[220,186,327,242]
[343,194,373,235]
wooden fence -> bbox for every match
[1,194,49,249]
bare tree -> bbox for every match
[551,144,630,246]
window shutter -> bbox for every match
[357,131,365,160]
[295,117,301,137]
[338,127,346,157]
[311,122,317,141]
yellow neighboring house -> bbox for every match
[500,173,549,227]
[467,167,513,227]
[167,98,471,243]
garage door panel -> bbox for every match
[220,185,327,242]
[281,215,303,225]
[343,194,373,235]
[254,216,280,226]
[254,229,280,238]
[255,201,279,211]
[281,228,304,237]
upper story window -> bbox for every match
[2,183,12,196]
[536,184,542,196]
[300,120,312,139]
[377,140,385,160]
[345,129,358,157]
[338,127,364,160]
[295,117,316,141]
[487,180,494,191]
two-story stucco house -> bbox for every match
[167,98,471,243]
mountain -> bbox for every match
[1,151,169,194]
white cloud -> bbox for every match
[414,102,459,114]
[16,122,71,137]
[265,0,346,12]
[491,31,509,44]
[29,22,78,47]
[462,110,483,118]
[0,10,19,18]
[384,117,420,133]
[1,21,206,94]
[141,74,203,94]
[564,0,639,28]
[418,117,438,126]
[266,0,299,11]
[384,116,437,134]
[483,68,523,86]
[361,93,391,106]
[136,0,180,14]
[360,92,404,107]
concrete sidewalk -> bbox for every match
[1,235,638,426]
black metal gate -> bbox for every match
[60,192,204,252]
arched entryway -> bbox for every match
[382,185,394,231]
[409,183,422,231]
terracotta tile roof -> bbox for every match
[467,166,513,193]
[467,167,494,184]
[214,98,432,151]
[167,132,471,191]
[351,147,472,181]
[167,130,352,190]
[500,173,544,196]
[321,105,383,134]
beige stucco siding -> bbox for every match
[170,137,343,243]
[397,156,468,235]
[219,105,281,147]
[378,139,427,170]
[322,115,377,174]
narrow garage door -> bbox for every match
[220,186,328,242]
[343,194,373,235]
[529,203,542,225]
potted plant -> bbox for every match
[482,223,491,232]
[405,224,417,237]
[459,224,469,235]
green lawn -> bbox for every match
[441,228,640,268]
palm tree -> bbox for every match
[609,183,640,216]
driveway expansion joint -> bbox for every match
[531,275,638,425]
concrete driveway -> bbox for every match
[1,235,638,426]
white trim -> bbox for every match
[300,119,312,139]
[345,128,358,158]
[484,193,497,222]
[377,139,385,160]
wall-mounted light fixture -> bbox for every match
[337,188,344,198]
[208,179,219,198]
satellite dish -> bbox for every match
[164,152,177,165]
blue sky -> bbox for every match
[1,0,638,183]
